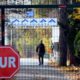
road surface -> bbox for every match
[14,58,69,80]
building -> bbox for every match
[7,0,31,5]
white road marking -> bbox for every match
[15,73,68,79]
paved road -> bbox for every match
[14,58,69,80]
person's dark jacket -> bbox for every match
[36,43,45,56]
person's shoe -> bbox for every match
[39,63,41,66]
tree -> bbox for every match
[59,0,70,66]
[58,0,80,65]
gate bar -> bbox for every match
[0,4,80,8]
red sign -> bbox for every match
[0,46,20,79]
[59,5,66,8]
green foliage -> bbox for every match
[67,8,80,58]
[74,31,80,57]
[15,28,52,57]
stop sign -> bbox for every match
[0,46,20,79]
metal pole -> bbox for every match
[1,8,5,46]
[11,27,13,45]
[1,8,6,80]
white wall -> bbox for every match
[52,27,60,43]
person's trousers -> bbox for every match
[39,55,44,65]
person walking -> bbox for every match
[36,40,45,65]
